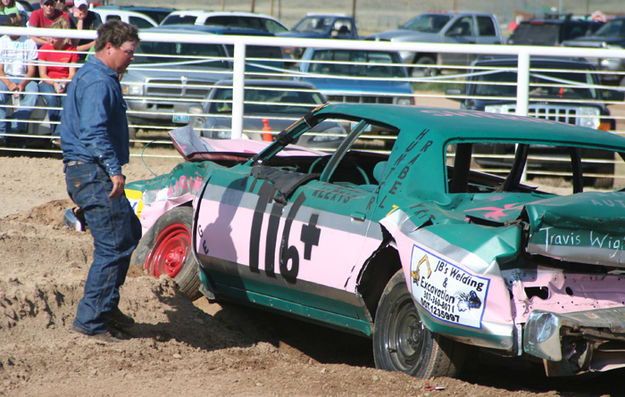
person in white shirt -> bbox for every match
[0,13,38,142]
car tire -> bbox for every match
[128,125,137,147]
[373,269,466,378]
[412,56,438,77]
[132,206,202,300]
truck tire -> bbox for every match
[132,206,202,300]
[372,269,466,378]
[413,56,438,77]
[591,163,615,189]
[128,126,137,147]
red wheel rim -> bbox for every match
[146,223,191,279]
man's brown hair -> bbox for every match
[94,20,139,52]
[49,16,69,29]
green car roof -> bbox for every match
[317,104,625,151]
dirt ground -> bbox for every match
[2,149,625,397]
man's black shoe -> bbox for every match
[71,326,121,344]
[108,308,135,330]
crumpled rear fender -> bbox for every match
[126,161,215,233]
[380,208,521,352]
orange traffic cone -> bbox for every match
[262,118,272,141]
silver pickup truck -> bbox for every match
[121,26,231,136]
[121,25,284,138]
[367,11,503,76]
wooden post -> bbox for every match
[251,0,255,12]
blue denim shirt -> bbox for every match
[60,56,129,176]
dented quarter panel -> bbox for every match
[126,161,212,233]
[381,209,520,350]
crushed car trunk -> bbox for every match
[524,191,625,268]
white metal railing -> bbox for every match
[0,26,623,165]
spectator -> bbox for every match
[28,0,70,46]
[0,0,28,23]
[69,0,101,56]
[38,17,78,135]
[0,14,38,143]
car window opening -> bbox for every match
[446,141,623,195]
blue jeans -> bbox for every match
[39,81,65,135]
[65,162,141,335]
[0,78,38,134]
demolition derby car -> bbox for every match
[126,103,625,378]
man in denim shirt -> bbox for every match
[59,20,140,342]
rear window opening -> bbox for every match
[445,141,625,195]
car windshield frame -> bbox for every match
[592,18,625,38]
[292,16,333,33]
[400,14,451,33]
[125,7,174,24]
[308,49,407,78]
[161,14,197,25]
[250,110,398,167]
[132,40,228,67]
[203,15,287,33]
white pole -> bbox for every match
[516,50,530,182]
[516,51,530,117]
[231,40,246,139]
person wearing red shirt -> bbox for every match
[38,17,78,135]
[28,0,70,46]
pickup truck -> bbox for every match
[367,11,503,76]
[445,56,623,187]
[297,47,414,106]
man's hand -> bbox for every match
[109,174,125,198]
[6,81,17,92]
[54,82,66,93]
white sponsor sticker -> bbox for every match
[410,244,489,329]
